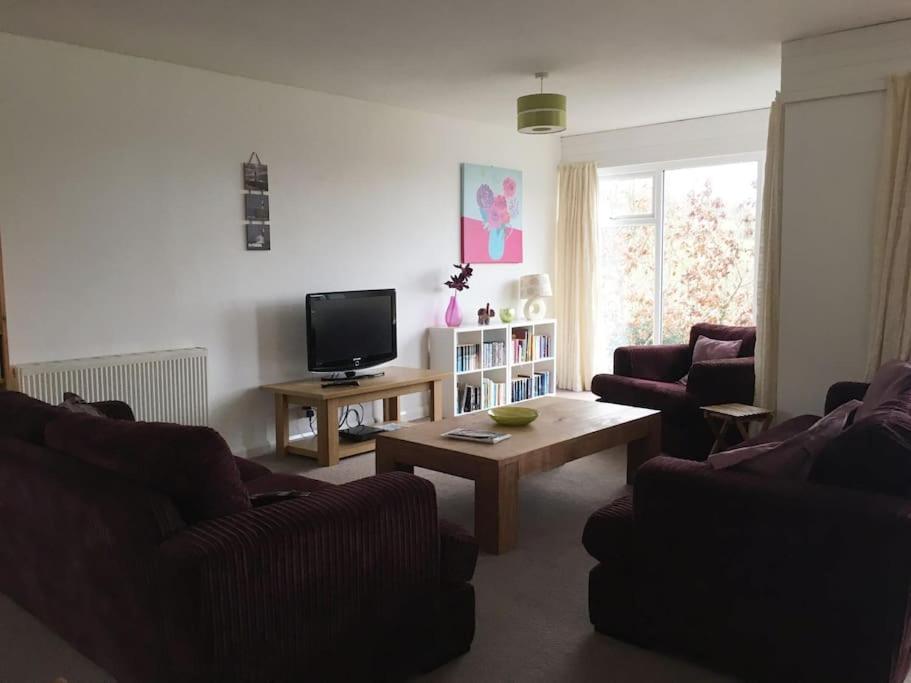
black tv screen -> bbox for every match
[306,289,397,373]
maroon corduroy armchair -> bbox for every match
[591,323,756,459]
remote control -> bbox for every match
[322,380,359,387]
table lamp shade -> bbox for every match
[519,274,553,299]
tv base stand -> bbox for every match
[262,366,449,466]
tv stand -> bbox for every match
[262,367,448,466]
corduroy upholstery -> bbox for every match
[583,383,911,683]
[591,323,756,459]
[45,412,252,523]
[0,392,477,682]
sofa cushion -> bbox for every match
[592,374,698,414]
[678,336,743,386]
[583,495,634,563]
[809,407,911,498]
[45,413,251,523]
[0,391,66,445]
[233,456,273,482]
[856,360,911,421]
[688,323,756,358]
[59,391,106,417]
[708,400,861,479]
[244,472,334,496]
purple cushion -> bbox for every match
[688,323,756,357]
[856,360,911,421]
[0,392,66,445]
[679,335,743,385]
[45,413,251,523]
[708,400,861,478]
[809,406,911,498]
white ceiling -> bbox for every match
[1,0,908,135]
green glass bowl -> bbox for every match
[487,406,539,426]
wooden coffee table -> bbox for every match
[375,396,660,554]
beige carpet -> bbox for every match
[0,437,736,683]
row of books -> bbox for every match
[457,341,509,372]
[455,344,481,372]
[481,377,507,409]
[511,330,553,363]
[457,378,509,414]
[511,370,552,402]
[531,334,552,360]
[457,381,482,414]
[482,341,507,368]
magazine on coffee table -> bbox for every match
[442,427,512,444]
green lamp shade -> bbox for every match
[517,93,567,134]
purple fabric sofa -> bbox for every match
[591,323,756,459]
[583,381,911,683]
[0,391,477,683]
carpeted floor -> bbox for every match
[0,437,735,683]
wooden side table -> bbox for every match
[262,366,449,466]
[702,403,774,454]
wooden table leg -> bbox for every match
[736,420,753,440]
[383,396,401,422]
[475,461,518,554]
[375,437,414,474]
[627,413,661,484]
[707,416,733,454]
[274,393,289,458]
[316,398,341,467]
[431,380,443,421]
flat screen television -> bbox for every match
[305,289,397,374]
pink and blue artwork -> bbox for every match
[461,163,523,263]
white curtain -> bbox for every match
[555,162,600,391]
[755,94,785,410]
[867,73,911,375]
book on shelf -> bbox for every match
[442,427,511,444]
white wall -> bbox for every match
[776,19,911,418]
[0,33,560,454]
[560,108,769,167]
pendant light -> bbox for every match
[517,72,566,134]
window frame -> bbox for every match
[597,152,765,346]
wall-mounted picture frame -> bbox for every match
[246,224,271,251]
[243,161,269,192]
[245,193,270,221]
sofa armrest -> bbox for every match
[825,381,869,414]
[91,400,135,421]
[157,472,443,681]
[632,457,911,682]
[685,356,755,405]
[439,519,478,584]
[613,344,690,382]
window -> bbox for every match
[597,157,761,371]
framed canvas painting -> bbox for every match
[461,164,523,263]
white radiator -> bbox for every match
[14,348,208,425]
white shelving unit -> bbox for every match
[428,318,557,418]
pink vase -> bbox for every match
[444,293,462,327]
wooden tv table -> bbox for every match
[375,396,660,554]
[262,366,449,466]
